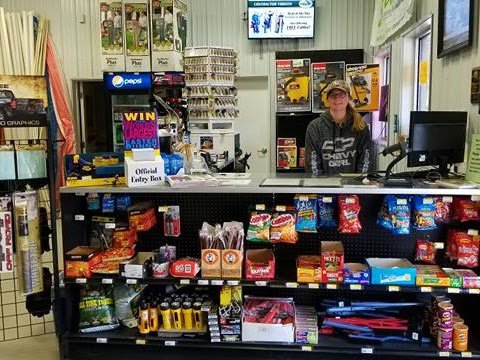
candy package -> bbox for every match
[338,195,362,234]
[377,195,410,235]
[270,207,298,244]
[452,198,480,223]
[414,239,436,264]
[246,211,271,243]
[434,197,452,224]
[294,194,317,233]
[412,196,436,231]
[317,196,337,228]
[457,234,479,268]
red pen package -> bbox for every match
[338,195,362,234]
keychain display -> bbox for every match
[338,195,362,234]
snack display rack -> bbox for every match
[57,180,480,360]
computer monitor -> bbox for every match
[408,111,468,176]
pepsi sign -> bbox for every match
[105,73,152,90]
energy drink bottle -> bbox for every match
[138,300,150,335]
[193,302,203,330]
[171,301,183,329]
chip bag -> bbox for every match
[452,198,480,223]
[414,239,436,264]
[434,196,452,224]
[457,234,479,268]
[270,207,298,244]
[294,194,317,233]
[246,211,271,243]
[338,195,362,234]
[378,195,410,235]
[318,196,337,228]
[412,196,436,231]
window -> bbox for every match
[415,31,431,111]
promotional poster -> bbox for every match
[345,63,380,112]
[100,1,125,71]
[122,111,159,153]
[311,61,345,112]
[124,1,151,72]
[0,196,13,273]
[276,58,311,113]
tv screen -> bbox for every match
[248,0,315,39]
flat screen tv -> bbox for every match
[247,0,315,39]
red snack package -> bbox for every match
[270,207,298,244]
[338,195,362,234]
[458,235,479,268]
[434,197,452,224]
[414,240,437,264]
[452,198,480,223]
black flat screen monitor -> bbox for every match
[408,111,468,175]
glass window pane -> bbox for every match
[417,32,431,111]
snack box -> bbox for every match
[245,249,275,280]
[442,268,463,288]
[65,246,102,278]
[321,241,344,283]
[415,265,450,287]
[170,257,200,278]
[366,258,416,286]
[297,256,321,283]
[221,249,243,279]
[277,138,296,146]
[201,249,222,278]
[277,145,297,168]
[344,263,370,284]
[454,269,480,289]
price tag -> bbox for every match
[74,215,85,221]
[255,281,267,287]
[308,283,319,289]
[461,352,472,358]
[346,197,356,204]
[158,206,169,213]
[105,223,116,229]
[301,346,312,352]
[180,279,190,285]
[75,278,87,284]
[198,279,209,285]
[211,338,221,343]
[467,229,479,236]
[350,284,363,291]
[448,288,460,294]
[388,286,400,292]
[471,195,480,202]
[423,198,433,205]
[255,204,266,211]
[227,280,239,286]
[326,284,338,290]
[211,280,224,286]
[468,289,480,294]
[439,351,450,357]
[361,348,373,354]
[275,205,286,212]
[201,306,211,312]
[135,339,146,345]
[442,196,453,203]
[75,192,85,196]
[299,196,309,202]
[421,286,432,293]
[165,341,176,347]
[434,242,445,249]
[286,282,298,288]
[323,197,333,203]
[102,278,113,284]
[397,198,407,205]
[411,332,419,340]
[338,301,344,308]
[96,338,108,344]
[126,279,138,285]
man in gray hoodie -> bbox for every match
[305,79,372,176]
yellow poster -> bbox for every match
[419,61,429,85]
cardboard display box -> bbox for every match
[65,246,102,278]
[120,252,154,279]
[221,249,243,279]
[415,265,450,287]
[245,249,275,280]
[367,258,416,286]
[201,249,221,278]
[321,241,344,283]
[297,256,321,283]
[344,263,370,284]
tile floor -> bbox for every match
[1,333,59,360]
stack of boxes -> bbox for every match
[184,47,239,165]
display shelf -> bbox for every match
[62,276,480,295]
[276,167,305,172]
[63,327,480,358]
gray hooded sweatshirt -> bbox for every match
[305,111,371,176]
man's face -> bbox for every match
[327,90,349,111]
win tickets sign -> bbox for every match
[122,111,159,151]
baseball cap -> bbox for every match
[325,79,350,97]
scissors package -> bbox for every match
[245,249,275,280]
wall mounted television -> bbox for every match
[247,0,315,40]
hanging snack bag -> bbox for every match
[457,234,479,268]
[246,210,271,243]
[414,239,437,264]
[434,196,452,224]
[294,194,317,233]
[452,198,480,223]
[412,196,437,231]
[270,206,298,244]
[338,195,362,234]
[378,195,410,235]
[318,196,337,228]
[78,285,120,333]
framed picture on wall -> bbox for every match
[437,0,474,58]
[471,67,480,103]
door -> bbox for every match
[235,77,270,173]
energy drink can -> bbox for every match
[453,324,468,351]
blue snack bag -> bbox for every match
[294,194,318,233]
[317,196,337,228]
[389,196,411,235]
[412,195,437,231]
